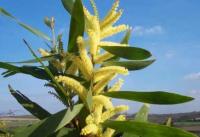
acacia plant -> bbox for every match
[0,0,198,137]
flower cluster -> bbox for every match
[39,0,130,136]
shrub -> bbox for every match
[0,0,197,137]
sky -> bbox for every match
[0,0,200,115]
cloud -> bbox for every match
[188,90,200,97]
[133,25,164,36]
[165,51,175,59]
[184,72,200,81]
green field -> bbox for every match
[1,119,200,136]
[175,122,200,126]
[0,118,38,134]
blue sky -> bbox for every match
[0,0,200,115]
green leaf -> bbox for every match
[101,46,152,60]
[86,89,93,112]
[121,104,150,137]
[135,104,150,122]
[0,62,50,80]
[8,54,60,64]
[123,133,138,137]
[68,0,85,53]
[103,91,194,104]
[102,59,155,71]
[61,0,74,15]
[165,117,173,127]
[103,120,198,137]
[0,8,15,18]
[0,61,20,72]
[0,8,51,41]
[8,85,51,120]
[19,23,51,41]
[14,104,83,137]
[48,128,79,137]
[107,29,132,62]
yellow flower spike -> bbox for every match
[86,20,100,55]
[101,9,123,30]
[87,30,99,56]
[93,104,103,124]
[101,105,129,122]
[77,36,93,75]
[73,57,92,80]
[99,41,128,47]
[93,73,116,94]
[87,15,100,32]
[94,66,128,79]
[55,76,87,102]
[108,78,124,92]
[86,114,95,125]
[83,2,101,57]
[38,48,50,57]
[89,0,99,19]
[101,24,129,39]
[100,0,120,28]
[103,128,115,137]
[83,6,93,21]
[94,52,114,64]
[77,36,87,56]
[84,7,100,34]
[83,6,100,33]
[93,72,114,83]
[81,124,99,136]
[93,95,113,109]
[116,114,126,121]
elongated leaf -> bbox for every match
[9,85,51,120]
[0,8,51,41]
[123,133,138,137]
[61,0,74,15]
[86,89,93,112]
[18,22,51,41]
[102,59,155,71]
[122,104,150,137]
[107,29,132,62]
[103,120,198,137]
[135,104,150,122]
[0,61,20,71]
[101,46,152,60]
[14,104,83,137]
[165,117,172,127]
[0,62,50,80]
[0,8,15,18]
[8,54,60,64]
[103,91,194,104]
[68,0,85,52]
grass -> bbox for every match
[175,122,200,126]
